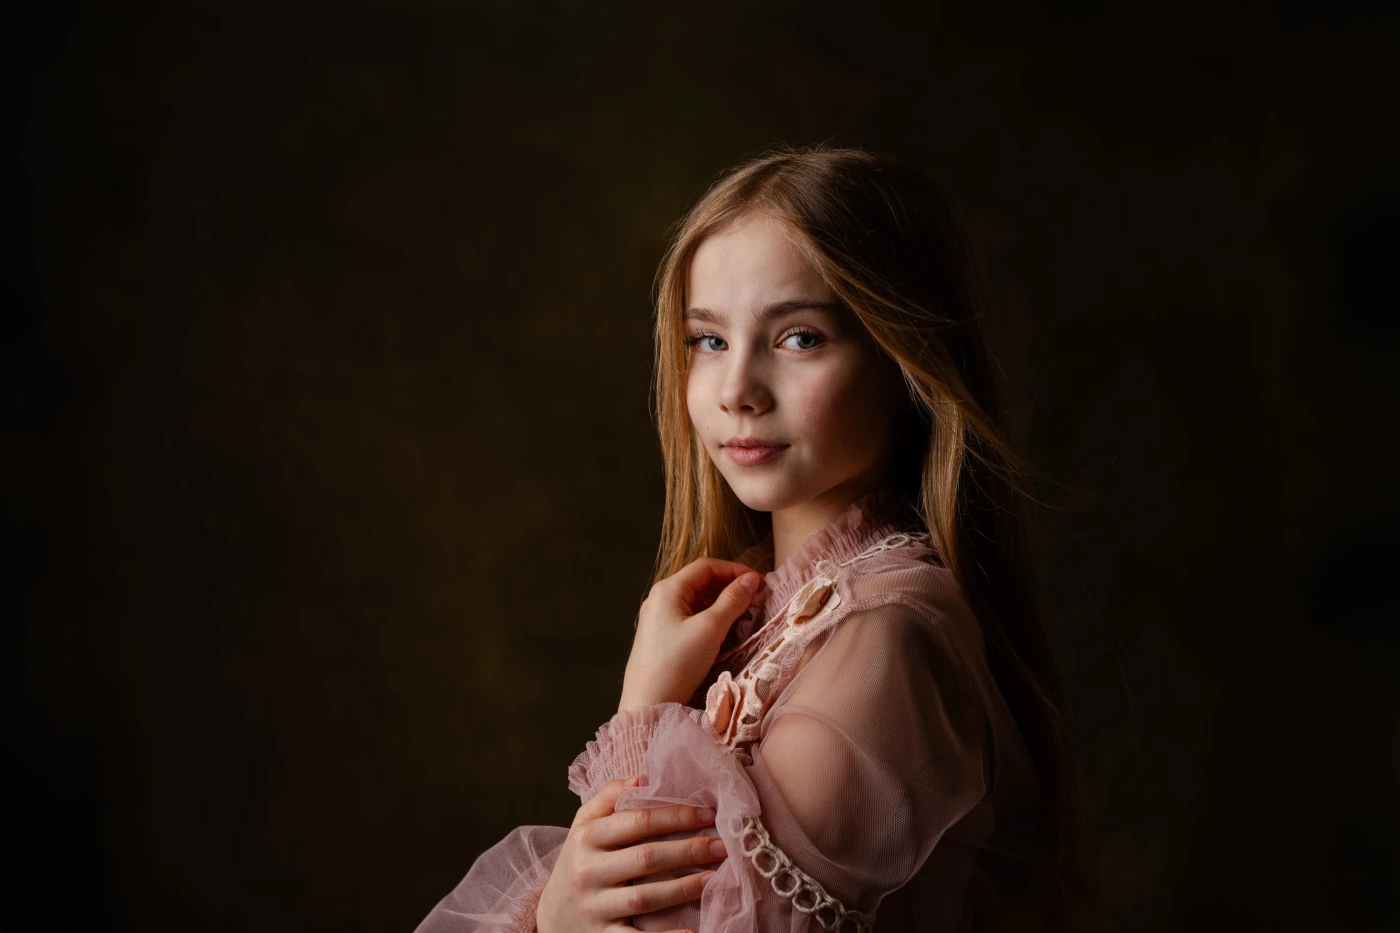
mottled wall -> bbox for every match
[15,2,1397,931]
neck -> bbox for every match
[770,471,890,567]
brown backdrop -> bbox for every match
[15,2,1398,931]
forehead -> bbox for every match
[686,214,830,311]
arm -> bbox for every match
[567,595,988,931]
[412,557,762,933]
[414,780,730,933]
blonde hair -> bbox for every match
[647,143,1100,930]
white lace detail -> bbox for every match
[716,531,931,667]
[703,531,931,757]
[738,815,877,933]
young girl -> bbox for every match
[414,145,1093,933]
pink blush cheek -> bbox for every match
[789,370,888,470]
[789,389,859,465]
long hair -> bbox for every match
[646,143,1100,930]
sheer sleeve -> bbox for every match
[412,824,566,933]
[565,593,989,932]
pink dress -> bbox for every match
[414,487,1052,932]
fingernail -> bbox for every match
[741,573,761,592]
[696,806,716,821]
[709,838,727,857]
[626,775,641,787]
[701,870,717,884]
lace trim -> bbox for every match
[738,815,876,933]
[718,530,931,667]
[703,531,932,757]
[734,486,924,618]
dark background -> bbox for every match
[14,2,1399,931]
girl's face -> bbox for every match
[684,212,909,514]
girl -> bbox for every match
[414,145,1094,932]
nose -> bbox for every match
[718,345,773,415]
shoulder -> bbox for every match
[837,544,975,631]
[829,545,986,686]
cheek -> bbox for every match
[685,368,710,433]
[789,360,892,460]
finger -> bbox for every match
[588,802,717,849]
[693,572,763,630]
[576,776,639,823]
[600,869,717,918]
[588,834,728,887]
[667,558,761,605]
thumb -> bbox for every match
[696,572,763,633]
[577,774,640,822]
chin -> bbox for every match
[720,471,808,513]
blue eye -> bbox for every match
[781,329,824,351]
[684,332,726,352]
[683,328,825,353]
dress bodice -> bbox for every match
[693,487,940,763]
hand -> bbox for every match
[619,557,764,713]
[536,775,729,933]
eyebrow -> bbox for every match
[683,297,846,326]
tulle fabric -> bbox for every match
[414,487,1052,932]
[415,825,568,933]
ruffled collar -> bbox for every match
[731,484,924,635]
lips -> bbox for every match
[723,438,789,466]
[723,436,787,448]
